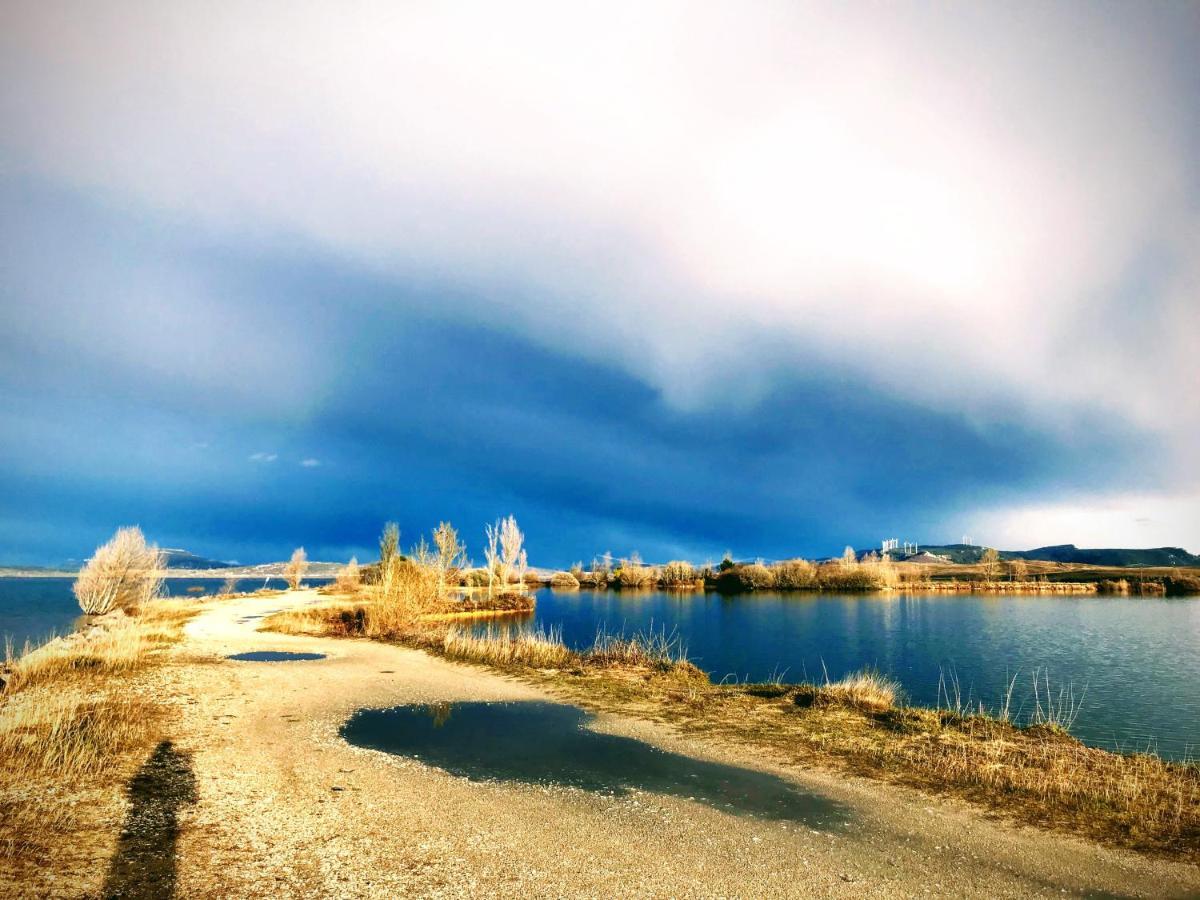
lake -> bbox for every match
[0,576,328,653]
[492,588,1200,761]
[3,579,1196,760]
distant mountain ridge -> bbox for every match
[1005,544,1200,567]
[865,543,1200,567]
[160,548,236,570]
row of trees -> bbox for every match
[71,513,528,618]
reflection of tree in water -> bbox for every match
[102,740,197,900]
[428,702,454,728]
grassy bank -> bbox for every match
[265,596,1200,860]
[538,556,1200,595]
[0,599,199,871]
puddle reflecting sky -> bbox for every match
[226,650,325,661]
[341,701,847,827]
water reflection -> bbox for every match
[342,700,848,827]
[470,589,1200,760]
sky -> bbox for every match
[1,1,1198,567]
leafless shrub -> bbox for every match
[72,527,165,616]
[432,522,467,596]
[218,576,239,597]
[335,557,361,593]
[284,547,308,590]
[1009,558,1029,582]
[660,560,698,587]
[981,547,1001,581]
[737,562,776,590]
[550,571,580,590]
[773,558,818,589]
[616,552,656,588]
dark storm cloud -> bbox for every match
[0,179,1165,565]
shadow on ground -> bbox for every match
[101,741,196,899]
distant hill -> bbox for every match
[1005,544,1200,567]
[865,543,1200,567]
[160,548,235,570]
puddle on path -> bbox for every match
[226,651,326,662]
[341,701,847,827]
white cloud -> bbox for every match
[299,458,320,468]
[958,491,1200,553]
[1,1,1195,483]
[248,452,277,463]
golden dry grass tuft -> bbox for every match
[441,625,575,669]
[0,598,200,865]
[800,669,901,713]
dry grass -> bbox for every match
[370,561,441,633]
[0,597,199,867]
[550,570,580,590]
[584,625,696,673]
[335,557,362,594]
[264,601,1199,859]
[797,669,901,713]
[441,625,575,668]
[540,672,1198,859]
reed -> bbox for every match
[441,625,574,668]
[584,624,693,671]
[812,669,900,712]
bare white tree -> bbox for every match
[73,526,165,616]
[483,520,501,597]
[517,549,528,586]
[432,521,467,596]
[284,547,309,590]
[499,515,525,592]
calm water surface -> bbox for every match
[342,700,847,827]
[4,578,1197,759]
[0,576,328,652]
[489,588,1200,760]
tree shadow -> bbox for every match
[101,741,197,900]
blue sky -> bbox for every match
[1,2,1198,566]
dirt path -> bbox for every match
[129,590,1199,898]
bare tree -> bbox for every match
[73,526,165,616]
[219,576,239,596]
[379,522,400,596]
[483,520,501,597]
[432,521,467,595]
[841,545,858,567]
[1010,557,1029,582]
[498,515,525,592]
[284,547,308,590]
[517,549,529,586]
[980,547,1001,582]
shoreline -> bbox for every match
[2,589,1197,897]
[268,591,1200,863]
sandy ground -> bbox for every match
[85,590,1200,898]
